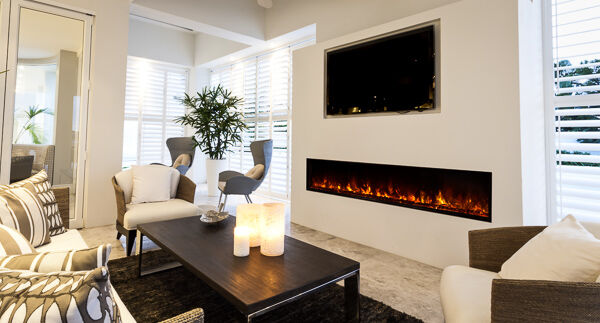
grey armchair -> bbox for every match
[218,140,273,208]
[153,137,196,175]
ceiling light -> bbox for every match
[257,0,273,9]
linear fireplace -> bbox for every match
[306,159,492,222]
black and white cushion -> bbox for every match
[0,183,50,247]
[0,224,35,256]
[6,170,66,236]
[0,267,119,322]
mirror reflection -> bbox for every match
[10,6,84,212]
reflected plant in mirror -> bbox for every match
[13,105,53,144]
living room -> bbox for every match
[0,0,598,322]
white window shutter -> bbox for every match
[550,0,600,222]
[123,57,189,168]
[209,38,315,199]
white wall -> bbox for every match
[291,0,525,268]
[266,0,460,42]
[133,0,265,41]
[50,0,129,228]
[128,17,195,66]
[194,33,248,66]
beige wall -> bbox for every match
[266,0,460,42]
[53,50,78,185]
[194,33,248,66]
[133,0,265,41]
[291,0,525,268]
[51,0,129,227]
[128,17,195,66]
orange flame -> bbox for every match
[310,176,489,218]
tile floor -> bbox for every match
[79,185,443,322]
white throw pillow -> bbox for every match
[117,167,179,204]
[131,165,172,204]
[499,215,600,282]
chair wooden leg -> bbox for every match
[218,191,223,205]
[126,230,136,257]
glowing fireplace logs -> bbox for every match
[306,159,492,222]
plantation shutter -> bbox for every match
[123,57,189,167]
[209,38,314,199]
[550,0,600,222]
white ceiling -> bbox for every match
[18,8,84,60]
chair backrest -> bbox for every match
[10,155,34,183]
[250,140,273,188]
[12,144,55,184]
[166,137,196,167]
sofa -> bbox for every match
[440,222,600,323]
[36,187,204,323]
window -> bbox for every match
[122,57,189,167]
[545,0,600,222]
[210,39,314,199]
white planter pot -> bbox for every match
[206,158,228,197]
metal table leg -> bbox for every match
[137,231,144,277]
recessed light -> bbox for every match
[257,0,273,9]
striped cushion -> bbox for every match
[0,183,50,247]
[0,244,111,273]
[6,170,66,236]
[0,224,35,256]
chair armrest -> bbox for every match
[176,175,196,204]
[219,170,244,182]
[222,176,258,195]
[469,226,545,272]
[159,308,204,323]
[51,186,69,229]
[491,279,600,322]
[111,177,127,225]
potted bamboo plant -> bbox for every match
[176,85,246,196]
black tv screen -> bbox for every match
[325,25,436,116]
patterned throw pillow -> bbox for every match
[0,183,50,247]
[0,267,119,322]
[0,224,35,256]
[6,170,66,236]
[0,244,111,272]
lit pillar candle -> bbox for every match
[233,226,250,257]
[260,203,285,257]
[236,204,261,247]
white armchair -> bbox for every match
[112,167,198,256]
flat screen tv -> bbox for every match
[325,23,437,117]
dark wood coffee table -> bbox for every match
[137,216,360,322]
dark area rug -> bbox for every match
[108,250,423,323]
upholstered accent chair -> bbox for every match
[112,168,198,256]
[440,223,600,323]
[153,137,196,175]
[10,155,34,183]
[12,144,55,184]
[218,140,273,208]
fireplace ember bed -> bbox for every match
[306,158,492,222]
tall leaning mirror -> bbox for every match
[9,7,85,218]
